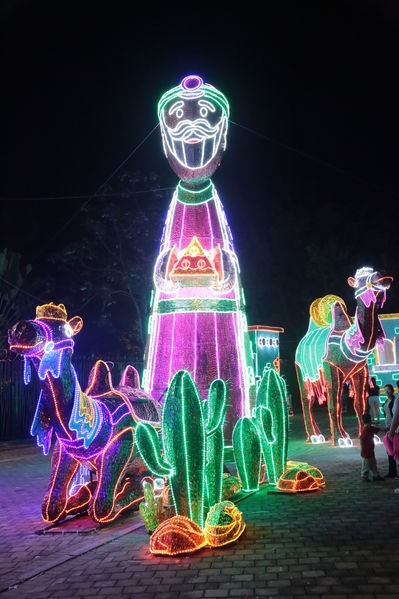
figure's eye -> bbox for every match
[181,259,190,270]
[176,108,183,119]
[200,107,208,117]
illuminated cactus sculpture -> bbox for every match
[255,367,288,485]
[254,406,276,482]
[232,417,261,492]
[233,367,288,490]
[204,379,228,507]
[136,370,205,527]
[136,371,229,526]
[139,480,164,533]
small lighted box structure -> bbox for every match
[248,325,284,382]
[366,313,399,396]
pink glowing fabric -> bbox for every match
[383,433,399,461]
[144,182,256,440]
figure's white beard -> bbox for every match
[161,117,227,170]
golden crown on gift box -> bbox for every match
[35,302,68,321]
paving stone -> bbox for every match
[1,415,399,598]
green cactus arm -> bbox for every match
[206,379,228,435]
[135,422,172,477]
[139,501,159,532]
[255,406,276,444]
[156,494,164,520]
[143,480,156,513]
[162,370,206,527]
[232,417,261,492]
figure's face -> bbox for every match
[8,315,82,357]
[159,76,229,184]
[348,268,393,306]
[8,319,73,356]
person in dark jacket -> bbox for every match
[360,412,384,481]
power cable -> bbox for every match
[229,119,397,196]
[0,275,43,303]
[94,123,160,194]
[0,124,161,306]
[0,186,174,202]
[41,122,160,245]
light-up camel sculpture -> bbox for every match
[142,75,256,441]
[295,268,392,446]
[9,302,161,523]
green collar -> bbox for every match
[177,180,214,205]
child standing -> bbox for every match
[360,412,384,481]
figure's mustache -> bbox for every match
[167,118,220,140]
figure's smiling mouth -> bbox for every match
[9,341,43,354]
[162,119,227,170]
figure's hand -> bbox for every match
[212,247,237,293]
[154,247,179,292]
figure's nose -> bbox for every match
[8,320,39,348]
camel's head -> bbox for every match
[158,75,229,184]
[8,303,83,380]
[348,267,393,308]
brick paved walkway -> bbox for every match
[1,414,399,598]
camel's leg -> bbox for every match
[323,362,347,445]
[308,383,322,437]
[42,440,80,523]
[90,427,134,523]
[351,366,369,438]
[296,364,319,441]
[64,481,96,517]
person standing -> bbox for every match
[360,412,384,481]
[387,384,399,493]
[383,384,397,478]
[368,377,381,423]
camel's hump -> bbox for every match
[86,360,114,396]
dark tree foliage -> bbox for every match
[44,171,167,356]
[0,249,32,348]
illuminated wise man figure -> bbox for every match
[143,75,256,441]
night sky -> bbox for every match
[2,1,399,391]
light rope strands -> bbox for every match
[143,75,256,443]
[204,501,245,547]
[150,516,207,556]
[295,268,393,445]
[149,501,246,556]
[277,462,325,493]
